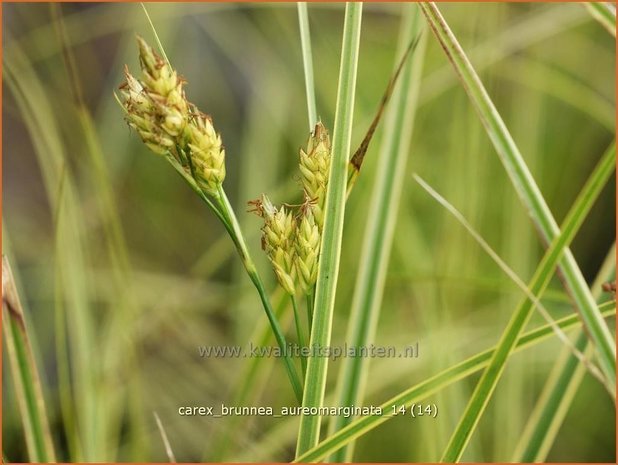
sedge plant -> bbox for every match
[4,3,614,462]
[117,36,303,403]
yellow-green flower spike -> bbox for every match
[187,110,226,195]
[120,68,176,156]
[295,204,320,293]
[299,121,331,230]
[251,195,297,295]
[120,37,188,157]
[120,36,228,197]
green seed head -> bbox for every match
[295,205,320,293]
[252,195,297,295]
[120,68,177,155]
[120,37,189,157]
[187,110,226,195]
[120,37,230,198]
[299,121,331,230]
[137,36,183,100]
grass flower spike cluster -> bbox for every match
[251,195,298,296]
[252,123,331,303]
[187,112,226,195]
[248,122,332,377]
[120,36,225,195]
[299,122,331,231]
[119,36,303,403]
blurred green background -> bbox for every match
[2,2,615,462]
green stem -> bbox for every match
[167,158,228,226]
[328,5,425,461]
[291,295,307,376]
[215,185,303,403]
[207,289,290,461]
[306,291,314,330]
[295,2,363,456]
[297,2,318,129]
[2,257,56,462]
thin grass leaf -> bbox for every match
[141,3,171,65]
[346,33,421,195]
[327,5,426,461]
[295,2,363,456]
[292,302,615,463]
[585,2,616,37]
[414,174,609,390]
[430,139,616,461]
[297,2,317,129]
[2,257,57,462]
[513,243,616,462]
[153,412,176,462]
[419,0,615,407]
[53,7,145,457]
[5,40,100,461]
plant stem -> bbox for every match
[297,2,318,129]
[207,289,290,461]
[2,257,57,462]
[295,2,363,456]
[215,185,303,403]
[291,295,307,376]
[328,4,426,461]
[306,292,314,329]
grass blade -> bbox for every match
[414,174,610,389]
[140,3,171,65]
[52,6,147,457]
[153,412,176,463]
[513,243,616,461]
[419,0,615,405]
[431,140,616,461]
[346,33,421,193]
[292,302,616,463]
[585,2,616,37]
[2,257,57,462]
[295,2,363,456]
[297,2,318,129]
[5,39,99,461]
[327,4,426,461]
